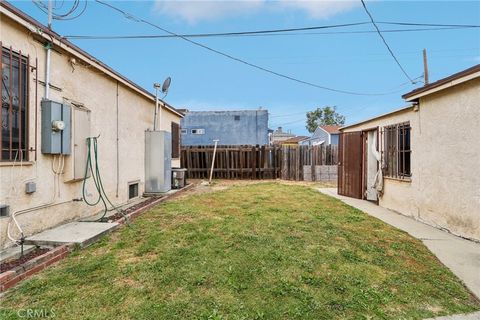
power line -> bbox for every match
[270,111,307,118]
[94,0,415,96]
[33,0,87,20]
[64,26,480,40]
[379,21,480,28]
[62,21,371,39]
[360,0,415,84]
[63,25,480,40]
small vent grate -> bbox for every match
[0,205,10,217]
[129,183,139,199]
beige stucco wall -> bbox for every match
[0,16,182,249]
[342,78,480,241]
[413,79,480,240]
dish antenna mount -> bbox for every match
[162,77,171,94]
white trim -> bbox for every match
[404,71,480,101]
[340,105,414,131]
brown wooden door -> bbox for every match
[338,131,363,199]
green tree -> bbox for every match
[305,106,345,133]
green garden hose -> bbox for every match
[82,137,128,223]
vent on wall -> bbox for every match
[0,205,10,217]
[129,182,139,199]
[234,115,240,121]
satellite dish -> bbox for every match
[161,77,171,94]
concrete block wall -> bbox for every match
[303,165,338,182]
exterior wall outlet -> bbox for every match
[25,181,36,194]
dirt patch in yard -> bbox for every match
[106,196,164,222]
[0,247,49,273]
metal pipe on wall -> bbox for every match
[44,42,51,99]
[35,57,38,160]
[153,84,160,130]
[159,101,163,130]
[116,81,119,197]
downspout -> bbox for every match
[116,81,119,197]
[35,57,38,160]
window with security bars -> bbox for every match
[383,122,411,179]
[1,46,29,161]
[171,122,180,159]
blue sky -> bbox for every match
[11,0,480,135]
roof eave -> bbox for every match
[402,65,480,101]
[0,1,184,118]
[339,105,414,131]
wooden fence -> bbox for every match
[180,145,338,181]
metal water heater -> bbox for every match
[145,130,171,194]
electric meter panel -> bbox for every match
[41,100,71,155]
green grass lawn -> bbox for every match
[1,183,479,319]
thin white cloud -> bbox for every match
[153,0,360,24]
[276,1,360,19]
[153,1,263,24]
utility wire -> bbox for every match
[62,21,372,39]
[379,21,480,28]
[33,0,87,21]
[270,73,423,119]
[64,25,480,40]
[94,0,414,96]
[360,0,415,84]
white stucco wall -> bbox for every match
[0,15,182,249]
[413,79,480,240]
[342,78,480,241]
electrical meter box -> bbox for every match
[41,100,71,155]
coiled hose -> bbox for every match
[82,137,128,223]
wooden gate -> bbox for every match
[338,131,363,199]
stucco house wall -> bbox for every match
[411,78,480,240]
[0,6,182,249]
[181,110,269,146]
[341,77,480,240]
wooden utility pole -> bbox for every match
[423,49,429,85]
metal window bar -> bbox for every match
[397,123,411,177]
[0,41,2,159]
[383,122,411,179]
[1,46,28,161]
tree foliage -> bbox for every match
[305,106,345,133]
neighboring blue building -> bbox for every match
[300,125,341,146]
[180,110,269,146]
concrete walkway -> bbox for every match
[425,311,480,320]
[318,188,480,300]
[25,221,119,248]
